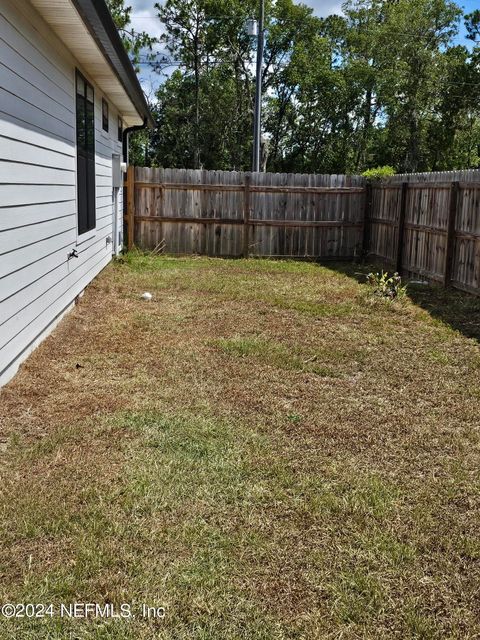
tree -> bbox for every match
[156,0,257,169]
[465,10,480,43]
[109,0,479,174]
[262,0,332,171]
[156,0,211,168]
[375,0,462,172]
[106,0,157,69]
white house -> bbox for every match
[0,0,154,386]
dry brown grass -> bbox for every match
[0,255,479,639]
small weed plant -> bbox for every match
[366,271,406,300]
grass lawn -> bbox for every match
[0,255,479,639]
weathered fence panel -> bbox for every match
[127,167,366,260]
[133,167,246,257]
[367,183,402,266]
[125,167,480,296]
[368,171,480,293]
[454,183,480,293]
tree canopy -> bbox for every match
[109,0,480,174]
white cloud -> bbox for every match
[307,0,344,17]
[130,0,158,10]
[129,3,164,41]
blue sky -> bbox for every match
[128,0,477,93]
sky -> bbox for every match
[128,0,477,93]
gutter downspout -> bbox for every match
[122,117,149,164]
[122,118,148,250]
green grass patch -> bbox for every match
[331,569,385,624]
[213,336,340,377]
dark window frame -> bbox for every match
[76,70,96,235]
[102,98,109,132]
[118,116,123,142]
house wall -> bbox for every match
[0,0,124,386]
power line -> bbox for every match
[135,56,480,87]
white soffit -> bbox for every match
[29,0,144,126]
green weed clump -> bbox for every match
[366,271,406,300]
[362,166,396,181]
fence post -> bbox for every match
[444,181,460,287]
[396,182,408,273]
[362,181,372,260]
[126,165,135,251]
[243,173,251,258]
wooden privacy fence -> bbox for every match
[125,166,480,295]
[125,167,366,260]
[367,177,480,294]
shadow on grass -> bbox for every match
[329,261,480,343]
[406,284,480,343]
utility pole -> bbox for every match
[252,0,265,173]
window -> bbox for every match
[76,70,96,235]
[102,98,109,132]
[118,116,123,142]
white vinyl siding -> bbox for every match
[0,0,125,385]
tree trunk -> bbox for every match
[355,86,373,172]
[193,31,201,170]
[405,107,419,173]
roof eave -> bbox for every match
[71,0,155,129]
